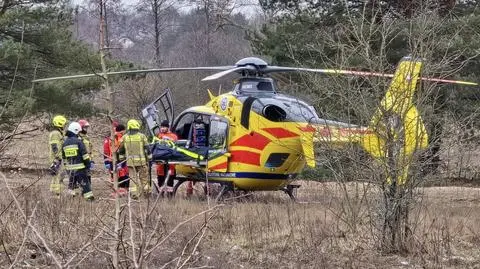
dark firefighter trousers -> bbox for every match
[67,169,93,198]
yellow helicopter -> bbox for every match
[33,56,477,199]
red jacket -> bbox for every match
[156,131,178,176]
[158,131,178,142]
[103,132,124,160]
[104,132,128,177]
[103,136,112,162]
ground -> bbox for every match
[1,122,480,268]
[0,170,479,268]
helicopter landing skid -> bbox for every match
[282,184,301,201]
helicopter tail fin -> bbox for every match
[300,130,316,167]
[360,56,429,185]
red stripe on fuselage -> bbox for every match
[230,150,260,166]
[230,132,270,150]
[262,127,299,139]
[209,162,228,170]
[298,125,316,132]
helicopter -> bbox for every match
[33,56,478,199]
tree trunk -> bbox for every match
[153,0,160,65]
[100,0,120,267]
[103,0,110,51]
[381,113,411,253]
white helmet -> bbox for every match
[67,122,82,135]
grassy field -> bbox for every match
[1,122,480,268]
[1,170,480,268]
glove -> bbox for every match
[48,163,58,176]
[89,161,95,170]
[48,159,61,176]
[104,161,112,170]
[116,163,122,171]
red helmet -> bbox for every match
[78,119,90,129]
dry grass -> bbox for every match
[1,171,480,268]
[1,122,480,268]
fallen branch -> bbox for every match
[0,127,40,141]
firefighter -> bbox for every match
[118,119,151,199]
[78,119,93,195]
[104,123,129,196]
[78,120,93,157]
[62,122,94,201]
[48,115,67,195]
[155,120,178,196]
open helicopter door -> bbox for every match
[141,88,175,137]
[207,116,230,172]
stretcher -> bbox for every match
[150,140,208,165]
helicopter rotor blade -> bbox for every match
[264,66,478,86]
[32,66,235,83]
[201,66,257,81]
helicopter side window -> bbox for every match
[209,119,228,150]
[251,97,319,123]
[287,102,318,122]
[174,113,194,139]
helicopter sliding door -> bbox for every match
[141,88,174,137]
[207,116,230,172]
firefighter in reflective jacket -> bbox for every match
[62,122,94,200]
[48,115,67,195]
[155,120,178,196]
[118,119,152,199]
[78,120,92,156]
[78,119,93,194]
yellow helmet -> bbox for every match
[52,115,67,128]
[127,119,141,130]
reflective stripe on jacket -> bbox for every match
[62,135,91,171]
[120,131,150,166]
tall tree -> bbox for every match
[135,0,178,65]
[0,1,100,128]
